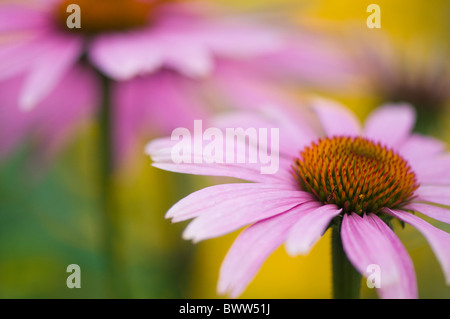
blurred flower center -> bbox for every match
[55,0,173,34]
[379,75,448,114]
[293,136,419,214]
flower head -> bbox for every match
[293,136,419,214]
[54,0,159,35]
[147,98,450,298]
[0,0,353,162]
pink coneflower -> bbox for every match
[147,99,450,298]
[0,0,354,162]
[0,0,269,159]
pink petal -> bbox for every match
[198,21,283,58]
[182,189,315,242]
[0,4,48,32]
[416,185,450,206]
[210,63,320,155]
[31,65,100,157]
[385,208,450,284]
[363,103,415,148]
[151,162,285,184]
[211,106,318,160]
[0,35,54,81]
[19,34,83,110]
[157,3,282,59]
[113,71,209,164]
[218,202,318,298]
[247,33,360,91]
[166,182,298,222]
[0,75,32,157]
[160,40,213,78]
[0,65,99,160]
[398,134,446,164]
[341,213,401,287]
[90,20,216,79]
[311,97,361,137]
[411,155,450,185]
[408,202,450,224]
[285,204,341,255]
[366,214,418,299]
[146,130,294,184]
[89,30,164,80]
[211,59,300,112]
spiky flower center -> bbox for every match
[293,136,419,214]
[55,0,175,34]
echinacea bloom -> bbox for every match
[147,99,450,298]
[0,0,353,162]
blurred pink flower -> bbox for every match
[360,35,450,110]
[147,98,450,298]
[346,32,450,134]
[0,0,355,163]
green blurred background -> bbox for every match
[0,0,449,298]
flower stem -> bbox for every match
[98,74,126,298]
[331,223,361,299]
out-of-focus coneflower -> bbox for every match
[0,0,354,162]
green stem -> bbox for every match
[98,75,126,298]
[331,223,362,299]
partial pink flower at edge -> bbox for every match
[0,0,358,164]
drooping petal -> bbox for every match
[88,30,163,80]
[285,204,341,256]
[385,209,450,284]
[0,35,55,82]
[0,75,32,158]
[0,65,100,160]
[0,4,48,32]
[31,65,100,157]
[210,104,318,160]
[182,189,315,242]
[88,30,164,80]
[166,182,299,222]
[89,15,219,80]
[198,21,283,58]
[164,44,214,78]
[217,202,319,298]
[150,162,286,184]
[19,34,83,111]
[408,202,450,224]
[246,33,360,91]
[341,213,401,288]
[366,214,418,299]
[311,97,361,137]
[157,2,284,59]
[146,125,294,184]
[114,71,209,164]
[363,103,416,148]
